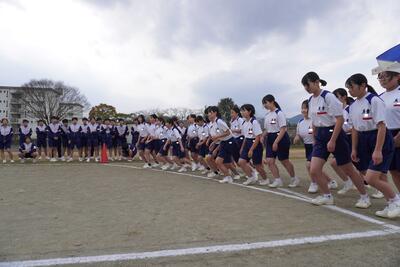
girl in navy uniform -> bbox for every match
[377,70,400,199]
[238,104,269,186]
[101,118,114,161]
[110,119,118,160]
[137,115,149,165]
[195,115,210,173]
[80,117,90,160]
[96,118,104,147]
[87,117,100,162]
[143,114,157,168]
[207,106,239,184]
[205,108,220,178]
[156,117,174,170]
[262,95,299,188]
[36,119,49,160]
[47,116,62,162]
[331,88,357,195]
[347,73,399,217]
[67,117,82,162]
[230,105,245,152]
[294,100,332,193]
[116,119,128,160]
[18,136,38,163]
[0,118,14,163]
[19,119,32,147]
[60,119,69,161]
[165,117,186,170]
[301,72,369,206]
[131,118,140,154]
[187,114,200,171]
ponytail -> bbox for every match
[346,73,377,95]
[262,94,282,110]
[367,84,378,95]
[301,72,327,87]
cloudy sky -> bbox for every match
[0,0,399,117]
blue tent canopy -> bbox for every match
[376,43,400,62]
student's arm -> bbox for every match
[351,127,359,163]
[327,116,344,153]
[372,121,386,165]
[248,134,261,157]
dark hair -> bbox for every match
[158,117,165,125]
[195,115,204,123]
[137,115,145,123]
[301,72,327,87]
[1,118,9,123]
[166,117,174,125]
[301,99,309,110]
[51,116,58,120]
[82,117,88,121]
[332,88,354,105]
[37,119,44,123]
[379,71,400,85]
[22,119,29,123]
[72,117,78,121]
[189,114,196,119]
[62,119,68,123]
[240,104,256,117]
[118,118,125,122]
[262,94,281,110]
[230,105,241,116]
[150,114,158,120]
[207,106,221,118]
[345,73,377,95]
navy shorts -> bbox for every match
[265,132,290,161]
[102,135,113,149]
[304,143,313,162]
[312,127,351,166]
[240,138,263,165]
[88,135,99,148]
[117,137,127,147]
[112,136,118,148]
[80,135,88,148]
[389,129,400,172]
[217,137,239,164]
[36,137,47,148]
[157,140,169,156]
[20,152,35,158]
[235,136,245,150]
[145,140,156,151]
[153,139,163,153]
[0,139,11,150]
[48,136,60,148]
[172,141,185,159]
[198,143,209,157]
[138,137,147,151]
[356,130,394,173]
[69,137,82,149]
[188,137,199,153]
[61,135,68,148]
[132,132,139,146]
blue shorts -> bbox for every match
[145,140,156,151]
[240,138,263,165]
[172,141,185,159]
[0,138,11,150]
[36,137,47,148]
[304,143,313,162]
[157,139,169,156]
[356,130,394,173]
[312,127,351,166]
[265,132,290,161]
[389,129,400,172]
[153,139,163,153]
[235,136,245,150]
[132,132,139,146]
[188,137,199,153]
[88,135,99,148]
[217,137,239,164]
[48,136,60,148]
[69,137,82,149]
[198,143,209,158]
[117,137,127,147]
[80,134,88,147]
[102,135,113,149]
[61,135,68,148]
[138,137,147,151]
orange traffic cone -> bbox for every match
[100,143,109,163]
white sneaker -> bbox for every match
[10,160,14,163]
[67,157,73,162]
[308,182,319,193]
[355,197,371,209]
[170,164,178,170]
[153,163,160,167]
[233,174,241,180]
[269,179,283,188]
[79,157,83,162]
[198,165,206,171]
[219,176,233,184]
[288,177,300,188]
[178,166,187,173]
[201,169,209,174]
[191,162,197,171]
[328,180,338,189]
[2,160,6,164]
[338,180,354,195]
[388,200,400,218]
[207,172,217,178]
[161,164,170,170]
[50,158,57,162]
[38,156,42,160]
[95,158,99,162]
[45,156,50,160]
[372,189,385,199]
[143,163,151,169]
[86,157,91,163]
[61,156,66,162]
[375,206,390,218]
[311,195,334,206]
[259,178,270,186]
[243,176,257,186]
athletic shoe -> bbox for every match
[243,176,257,186]
[170,163,178,170]
[219,176,233,184]
[143,163,151,169]
[269,179,283,188]
[86,157,91,163]
[198,165,206,171]
[311,195,334,206]
[308,183,319,193]
[355,197,371,209]
[45,156,50,160]
[50,158,57,162]
[388,200,400,218]
[152,163,160,167]
[161,164,170,170]
[207,172,217,178]
[259,178,270,186]
[191,162,197,172]
[338,180,354,195]
[2,160,6,164]
[95,158,99,162]
[375,206,390,218]
[288,177,300,188]
[328,180,338,189]
[10,160,14,163]
[60,157,65,162]
[372,189,385,199]
[233,174,241,180]
[38,156,42,160]
[178,166,187,173]
[78,157,83,162]
[201,169,209,174]
[67,157,73,162]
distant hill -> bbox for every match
[287,114,303,126]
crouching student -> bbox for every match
[18,137,38,163]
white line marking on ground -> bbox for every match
[105,164,400,230]
[1,229,397,267]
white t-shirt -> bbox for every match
[242,117,262,139]
[296,118,314,144]
[379,86,400,130]
[230,117,244,138]
[309,90,343,127]
[209,118,232,142]
[349,93,386,132]
[264,109,287,133]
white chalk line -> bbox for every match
[1,229,397,267]
[106,163,400,230]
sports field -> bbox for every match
[1,158,400,267]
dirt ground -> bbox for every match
[0,157,399,266]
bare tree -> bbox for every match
[20,79,90,124]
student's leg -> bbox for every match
[215,157,229,176]
[205,155,218,172]
[239,159,252,177]
[366,171,396,200]
[7,148,13,161]
[279,159,295,177]
[266,158,280,179]
[339,163,367,195]
[309,157,330,194]
[255,164,267,179]
[1,149,4,161]
[389,170,400,194]
[330,158,349,182]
